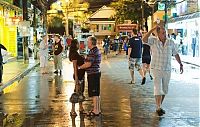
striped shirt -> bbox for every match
[85,46,101,75]
[148,36,178,71]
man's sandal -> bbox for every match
[70,111,77,116]
[79,110,87,114]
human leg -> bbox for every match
[161,71,171,104]
[54,55,58,73]
[153,69,168,116]
[136,58,145,85]
[40,56,45,74]
[0,64,3,85]
[129,58,135,83]
[70,103,77,116]
[44,55,49,73]
[129,70,135,83]
[87,73,101,115]
[57,54,63,73]
[143,63,147,77]
[146,64,153,80]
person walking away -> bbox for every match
[142,42,153,80]
[128,28,146,85]
[53,34,64,74]
[142,25,183,116]
[39,35,49,74]
[103,35,110,59]
[69,39,86,116]
[123,36,129,58]
[0,44,7,86]
[78,36,101,116]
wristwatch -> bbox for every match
[180,63,183,67]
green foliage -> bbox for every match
[48,16,65,28]
[110,0,152,24]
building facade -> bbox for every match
[86,5,116,42]
[168,0,200,57]
[0,0,22,57]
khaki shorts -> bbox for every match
[152,69,171,95]
[129,58,142,71]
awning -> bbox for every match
[0,1,22,11]
[168,12,200,23]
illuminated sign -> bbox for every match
[158,2,165,11]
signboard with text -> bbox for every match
[18,21,31,37]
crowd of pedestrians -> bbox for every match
[100,25,184,117]
[38,34,102,118]
[37,22,184,118]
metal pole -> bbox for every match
[164,0,168,28]
[22,0,29,62]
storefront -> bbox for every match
[0,1,22,57]
[168,15,200,57]
[167,0,200,57]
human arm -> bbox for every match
[52,43,55,52]
[175,54,183,74]
[72,60,79,84]
[0,44,7,51]
[61,41,65,52]
[142,26,158,43]
[128,47,132,60]
[79,62,92,69]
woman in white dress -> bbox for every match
[39,35,49,74]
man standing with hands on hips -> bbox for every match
[142,25,183,116]
[78,36,102,116]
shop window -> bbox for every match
[96,24,99,32]
[102,24,112,31]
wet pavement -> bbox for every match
[0,54,199,127]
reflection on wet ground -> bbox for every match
[0,58,199,127]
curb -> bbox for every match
[0,62,40,93]
[182,61,200,67]
[172,58,200,67]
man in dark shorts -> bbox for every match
[128,28,146,85]
[142,43,153,80]
[78,36,101,116]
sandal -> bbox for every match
[79,110,87,114]
[87,110,101,116]
[70,111,77,116]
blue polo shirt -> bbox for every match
[128,36,143,58]
[85,47,101,75]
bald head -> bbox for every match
[157,27,166,42]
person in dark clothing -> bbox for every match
[103,35,110,59]
[53,34,64,74]
[69,39,86,116]
[79,36,102,116]
[128,28,145,85]
[142,43,153,80]
[0,44,7,85]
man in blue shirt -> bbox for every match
[128,28,146,85]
